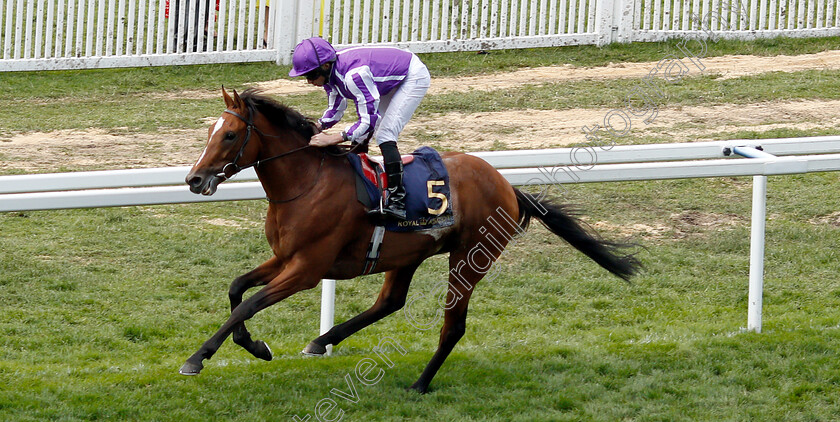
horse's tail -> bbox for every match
[514,189,641,281]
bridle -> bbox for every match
[216,108,313,180]
[217,107,325,204]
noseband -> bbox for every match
[216,108,313,181]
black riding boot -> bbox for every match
[378,141,407,220]
[383,161,407,220]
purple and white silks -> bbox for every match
[318,47,430,145]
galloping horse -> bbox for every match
[182,88,640,393]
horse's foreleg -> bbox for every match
[229,256,283,361]
[179,269,321,376]
[303,263,420,355]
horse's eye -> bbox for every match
[224,131,236,141]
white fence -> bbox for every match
[0,0,279,70]
[2,0,839,71]
[4,136,840,335]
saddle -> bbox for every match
[354,153,415,191]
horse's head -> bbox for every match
[186,87,264,196]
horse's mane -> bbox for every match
[239,88,318,140]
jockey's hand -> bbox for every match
[309,132,344,147]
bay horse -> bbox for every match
[181,88,640,393]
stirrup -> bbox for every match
[367,203,406,221]
[382,205,407,221]
[382,186,407,220]
[367,190,387,217]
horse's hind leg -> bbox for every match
[229,256,282,361]
[409,245,502,394]
[302,263,420,355]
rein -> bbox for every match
[267,153,326,204]
[219,108,324,204]
[326,140,368,157]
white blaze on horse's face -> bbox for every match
[186,115,237,196]
[211,116,226,139]
[194,116,227,167]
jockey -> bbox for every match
[289,37,431,221]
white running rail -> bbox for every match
[4,135,840,337]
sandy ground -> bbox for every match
[252,50,840,96]
[404,98,840,151]
[3,50,840,171]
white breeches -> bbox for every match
[373,54,431,146]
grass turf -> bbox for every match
[2,38,840,421]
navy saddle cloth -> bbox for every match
[346,146,455,232]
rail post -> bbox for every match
[733,146,775,333]
[319,278,336,355]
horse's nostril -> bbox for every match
[187,176,205,193]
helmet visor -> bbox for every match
[304,68,323,81]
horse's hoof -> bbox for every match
[300,341,327,357]
[253,340,273,361]
[407,382,429,394]
[179,360,203,376]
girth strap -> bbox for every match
[363,225,386,275]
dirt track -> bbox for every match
[4,50,840,171]
[254,50,840,96]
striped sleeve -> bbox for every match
[343,66,381,143]
[319,85,346,130]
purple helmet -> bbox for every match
[289,37,336,77]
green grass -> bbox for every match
[419,36,840,75]
[0,62,289,99]
[3,38,840,421]
[3,176,840,421]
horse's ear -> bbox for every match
[222,86,235,108]
[232,89,244,110]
